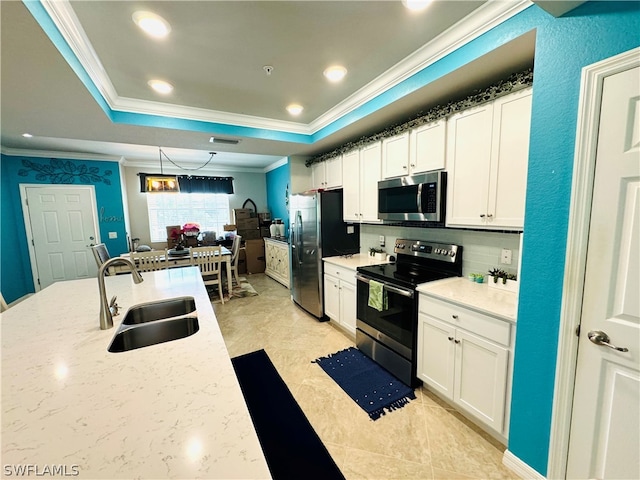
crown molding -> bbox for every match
[37,0,532,138]
[1,146,124,163]
[307,0,532,134]
[263,157,289,173]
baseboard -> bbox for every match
[503,450,546,480]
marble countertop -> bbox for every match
[1,267,271,479]
[264,236,288,244]
[417,277,518,323]
[323,253,390,270]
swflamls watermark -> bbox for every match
[3,464,80,477]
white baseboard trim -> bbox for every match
[503,450,546,480]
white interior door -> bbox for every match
[24,186,100,290]
[566,66,640,479]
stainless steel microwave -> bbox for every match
[377,171,446,222]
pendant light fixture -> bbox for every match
[144,148,180,193]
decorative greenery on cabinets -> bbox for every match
[17,158,113,185]
[306,68,534,167]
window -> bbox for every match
[147,193,230,242]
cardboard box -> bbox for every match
[236,217,259,230]
[234,208,254,220]
[166,225,182,239]
[244,239,265,273]
[223,224,237,231]
[238,228,261,240]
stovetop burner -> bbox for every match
[357,239,462,288]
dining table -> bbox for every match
[114,247,234,296]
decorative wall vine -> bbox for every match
[17,158,113,185]
[306,68,534,166]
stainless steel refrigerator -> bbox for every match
[290,189,360,319]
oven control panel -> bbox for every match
[394,239,460,263]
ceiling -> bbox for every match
[0,0,549,172]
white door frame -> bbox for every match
[547,47,640,479]
[19,184,100,292]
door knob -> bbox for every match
[587,330,629,352]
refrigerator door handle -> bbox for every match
[295,210,303,265]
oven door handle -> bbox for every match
[356,274,414,298]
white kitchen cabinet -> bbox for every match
[382,121,447,179]
[264,238,289,288]
[312,155,342,190]
[417,294,512,438]
[446,88,532,229]
[409,119,446,174]
[382,132,410,178]
[323,263,357,335]
[342,143,382,223]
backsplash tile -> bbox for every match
[359,225,521,279]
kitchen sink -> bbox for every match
[108,316,199,353]
[122,296,196,325]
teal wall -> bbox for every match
[499,2,640,475]
[265,161,290,237]
[0,154,128,303]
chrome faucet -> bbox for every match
[98,257,144,330]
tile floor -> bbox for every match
[214,274,518,480]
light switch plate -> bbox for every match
[500,248,512,265]
[108,232,117,239]
[347,225,355,234]
[379,235,385,247]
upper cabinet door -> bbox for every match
[311,162,326,190]
[360,141,382,223]
[382,132,410,179]
[342,149,360,222]
[409,119,446,174]
[325,155,343,189]
[446,103,494,227]
[487,89,532,229]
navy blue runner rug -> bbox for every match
[313,347,416,420]
[231,349,344,480]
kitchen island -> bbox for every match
[1,267,271,479]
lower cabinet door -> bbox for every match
[454,329,508,433]
[417,314,456,399]
[323,275,340,320]
[339,281,356,335]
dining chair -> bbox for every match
[91,243,111,269]
[131,249,169,272]
[230,235,242,286]
[192,246,224,304]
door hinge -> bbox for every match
[31,238,35,247]
[575,324,581,337]
[37,278,41,286]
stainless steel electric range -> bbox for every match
[355,239,462,387]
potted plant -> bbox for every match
[487,268,518,292]
[369,247,386,262]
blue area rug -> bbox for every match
[313,347,416,420]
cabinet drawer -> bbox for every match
[323,264,355,284]
[419,295,511,346]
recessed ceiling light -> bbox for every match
[132,11,171,39]
[286,104,304,116]
[148,79,173,94]
[402,0,433,12]
[323,65,347,83]
[22,133,33,138]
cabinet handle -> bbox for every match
[402,165,407,169]
[480,214,486,218]
[454,339,461,344]
[452,314,459,319]
[448,336,454,341]
[487,214,494,218]
[410,163,416,168]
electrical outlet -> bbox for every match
[379,235,385,247]
[500,248,512,265]
[108,232,117,239]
